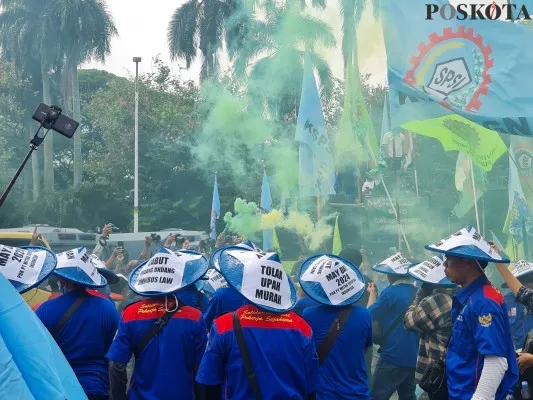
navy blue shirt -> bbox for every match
[294,294,320,316]
[107,298,207,400]
[203,287,248,330]
[304,305,372,400]
[368,281,418,368]
[196,304,318,399]
[177,284,210,313]
[36,289,119,396]
[504,291,533,349]
[447,276,518,400]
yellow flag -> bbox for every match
[332,216,342,255]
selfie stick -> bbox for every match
[0,106,62,208]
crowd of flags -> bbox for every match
[208,0,533,262]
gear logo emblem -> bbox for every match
[404,26,494,112]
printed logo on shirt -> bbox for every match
[509,307,517,317]
[478,313,492,328]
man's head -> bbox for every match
[443,255,487,286]
[339,246,363,268]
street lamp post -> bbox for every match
[133,57,141,233]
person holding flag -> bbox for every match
[425,227,518,400]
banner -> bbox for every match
[453,152,486,218]
[381,0,533,137]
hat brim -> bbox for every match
[298,254,366,307]
[128,250,208,297]
[97,268,120,285]
[371,263,414,276]
[424,244,510,264]
[11,246,57,294]
[219,246,297,313]
[53,267,108,288]
[407,270,456,288]
[210,247,227,272]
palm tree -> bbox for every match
[339,0,366,69]
[49,0,117,186]
[0,0,62,194]
[233,1,336,119]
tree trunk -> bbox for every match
[72,63,82,186]
[41,59,54,192]
[29,121,41,201]
[23,140,31,201]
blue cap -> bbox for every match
[202,268,229,295]
[408,254,456,287]
[0,245,57,294]
[210,241,262,272]
[372,252,414,276]
[298,254,366,307]
[54,247,107,288]
[425,226,510,264]
[218,246,297,313]
[129,248,208,297]
[89,254,120,285]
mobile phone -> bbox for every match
[118,241,124,248]
[32,103,79,138]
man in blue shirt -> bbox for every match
[368,254,418,400]
[299,254,372,400]
[425,226,519,399]
[203,285,248,329]
[107,249,209,400]
[36,247,119,400]
[196,247,318,399]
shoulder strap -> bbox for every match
[381,286,418,341]
[232,312,262,400]
[317,306,353,366]
[197,291,203,310]
[51,292,89,338]
[132,302,183,358]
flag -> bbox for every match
[490,230,509,258]
[381,0,533,137]
[261,171,273,250]
[272,228,281,257]
[210,173,220,240]
[295,54,336,197]
[452,152,486,218]
[504,143,533,238]
[332,215,342,255]
[402,131,414,171]
[403,114,506,172]
[511,136,533,211]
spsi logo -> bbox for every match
[403,27,494,112]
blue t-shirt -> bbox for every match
[447,276,519,400]
[107,298,207,400]
[177,284,210,313]
[36,289,119,396]
[293,294,320,316]
[303,305,372,400]
[368,281,418,368]
[196,304,319,399]
[504,291,533,349]
[203,287,248,330]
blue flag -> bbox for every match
[381,0,533,137]
[261,171,273,250]
[210,173,220,240]
[295,55,336,197]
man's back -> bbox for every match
[107,298,207,400]
[203,286,248,329]
[368,282,418,368]
[304,305,372,400]
[196,304,318,400]
[36,289,119,396]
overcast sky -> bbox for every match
[82,0,495,85]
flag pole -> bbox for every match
[468,155,481,232]
[412,135,420,197]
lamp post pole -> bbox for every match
[133,57,142,233]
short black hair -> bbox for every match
[339,246,363,267]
